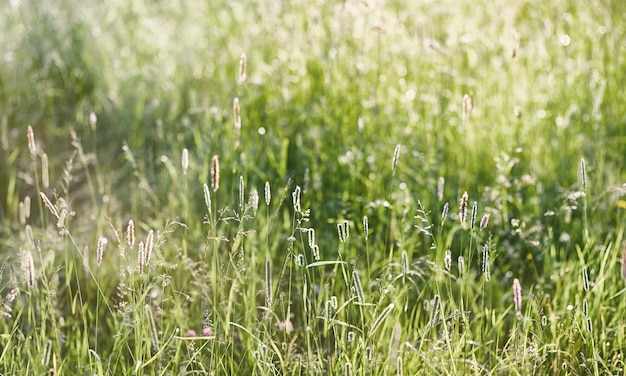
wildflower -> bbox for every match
[278,320,293,332]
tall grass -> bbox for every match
[0,0,625,374]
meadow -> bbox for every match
[0,0,625,374]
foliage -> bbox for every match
[0,0,625,374]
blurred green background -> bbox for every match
[1,0,625,264]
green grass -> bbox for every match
[1,0,626,374]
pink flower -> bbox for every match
[186,329,197,337]
[202,327,213,336]
[277,320,293,333]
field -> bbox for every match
[1,0,625,374]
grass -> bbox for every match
[1,0,626,374]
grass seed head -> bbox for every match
[582,267,589,292]
[203,184,212,215]
[480,214,490,231]
[18,202,25,225]
[89,112,97,130]
[238,52,247,83]
[513,278,522,313]
[441,202,449,224]
[211,155,220,192]
[96,236,107,267]
[233,97,241,147]
[127,220,135,248]
[41,153,49,189]
[437,176,445,201]
[369,303,394,336]
[458,256,465,277]
[429,295,440,326]
[250,188,259,216]
[308,228,315,248]
[239,176,245,211]
[265,259,272,308]
[264,181,271,206]
[27,125,36,155]
[23,251,36,287]
[580,158,587,193]
[39,192,60,220]
[24,196,31,220]
[392,144,400,176]
[146,230,155,264]
[470,201,478,231]
[444,250,452,271]
[138,241,145,274]
[459,192,469,224]
[363,215,369,239]
[181,148,189,175]
[482,244,491,281]
[352,270,365,304]
[292,186,301,213]
[401,250,409,277]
